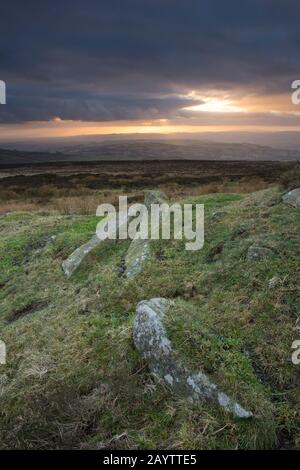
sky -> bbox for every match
[0,0,300,140]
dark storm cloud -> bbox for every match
[0,88,203,123]
[0,0,299,122]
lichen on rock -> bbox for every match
[62,212,129,277]
[133,298,253,419]
[124,238,150,279]
[62,234,103,278]
[282,188,300,208]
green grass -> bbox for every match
[0,188,299,449]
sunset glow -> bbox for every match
[1,1,300,143]
[182,93,248,113]
[1,88,300,141]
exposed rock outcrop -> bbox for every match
[62,212,129,277]
[62,234,103,278]
[282,188,300,208]
[124,190,168,279]
[62,190,168,278]
[133,298,253,419]
[124,238,150,279]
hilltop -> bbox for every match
[0,176,299,449]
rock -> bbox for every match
[125,238,150,279]
[0,341,6,365]
[123,191,167,279]
[268,275,280,289]
[62,234,102,277]
[133,298,252,419]
[282,188,300,208]
[247,245,273,261]
[144,190,168,210]
[62,191,167,278]
[62,212,129,277]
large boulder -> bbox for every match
[247,245,273,261]
[133,298,252,419]
[282,188,300,208]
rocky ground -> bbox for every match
[0,174,299,449]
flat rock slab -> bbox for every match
[133,298,252,419]
[282,188,300,208]
[125,238,150,279]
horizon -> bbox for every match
[3,130,300,155]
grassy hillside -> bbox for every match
[0,186,299,449]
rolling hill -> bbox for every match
[0,140,300,165]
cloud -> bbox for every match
[0,86,204,123]
[0,0,299,123]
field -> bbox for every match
[0,160,295,215]
[0,160,299,449]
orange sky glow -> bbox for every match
[1,90,300,140]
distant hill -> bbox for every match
[0,148,67,165]
[3,130,300,151]
[0,140,299,165]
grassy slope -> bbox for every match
[0,188,299,449]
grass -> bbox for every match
[0,184,299,449]
[1,159,297,215]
